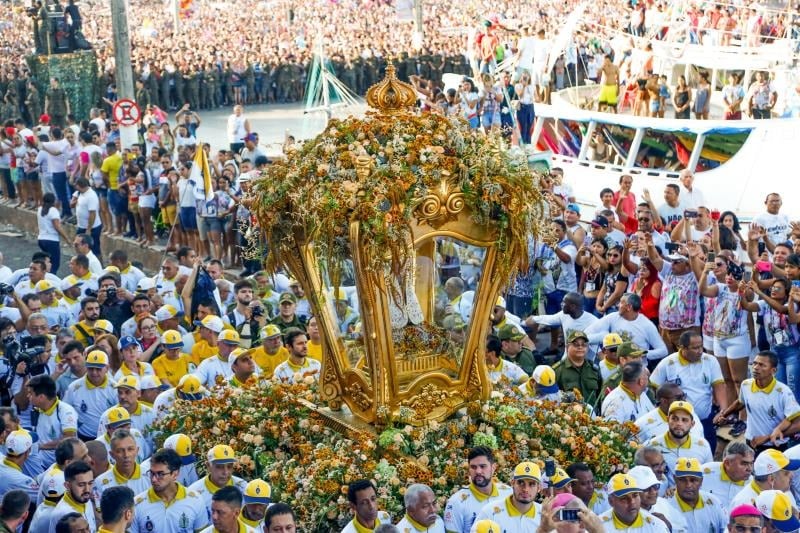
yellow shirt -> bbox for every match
[100,152,123,189]
[307,340,322,362]
[152,353,194,387]
[190,340,218,366]
[252,345,289,378]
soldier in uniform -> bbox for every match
[25,81,41,126]
[275,62,289,103]
[198,65,208,110]
[44,77,69,128]
[222,62,234,106]
[244,64,255,105]
[174,64,185,107]
[596,341,655,409]
[186,66,200,110]
[430,51,446,86]
[160,65,172,110]
[147,66,161,110]
[134,79,151,110]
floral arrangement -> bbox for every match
[249,106,545,286]
[155,379,638,532]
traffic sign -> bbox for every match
[112,98,141,126]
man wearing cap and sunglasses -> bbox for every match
[472,461,542,531]
[599,473,669,532]
[63,350,117,440]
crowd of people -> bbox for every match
[1,0,800,532]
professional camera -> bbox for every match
[106,286,117,302]
[0,283,13,297]
[251,305,264,318]
[85,288,98,298]
[3,335,47,376]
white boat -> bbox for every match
[530,102,800,220]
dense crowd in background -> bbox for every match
[1,0,800,532]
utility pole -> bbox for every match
[412,0,423,51]
[110,0,137,149]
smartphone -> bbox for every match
[545,458,556,477]
[758,242,767,255]
[743,271,752,282]
[707,252,715,263]
[665,242,679,253]
[556,509,580,522]
[792,280,800,289]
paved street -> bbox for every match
[0,223,74,278]
[164,102,366,156]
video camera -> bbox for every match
[2,335,48,376]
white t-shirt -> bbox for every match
[42,139,69,174]
[753,212,791,245]
[657,203,683,227]
[177,178,196,208]
[37,206,61,242]
[679,186,707,211]
[517,36,537,70]
[76,188,102,229]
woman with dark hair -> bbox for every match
[595,244,629,315]
[515,71,536,144]
[742,278,800,401]
[718,211,747,250]
[576,237,609,316]
[457,78,480,129]
[37,192,70,274]
[633,259,662,325]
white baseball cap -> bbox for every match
[5,429,33,456]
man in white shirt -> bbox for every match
[598,473,669,532]
[666,457,727,532]
[395,484,445,532]
[71,177,103,257]
[72,233,102,274]
[342,479,392,533]
[38,127,71,217]
[472,462,542,531]
[602,360,655,423]
[701,441,754,511]
[677,170,706,211]
[585,293,669,364]
[525,291,598,360]
[657,184,683,229]
[753,193,791,250]
[444,447,512,533]
[49,460,97,532]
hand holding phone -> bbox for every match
[743,271,752,282]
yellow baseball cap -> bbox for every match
[114,375,140,391]
[161,329,184,349]
[140,375,167,391]
[207,444,237,464]
[60,275,83,291]
[550,468,574,488]
[85,350,109,368]
[756,490,800,531]
[607,473,640,497]
[244,479,272,504]
[34,280,56,293]
[164,433,195,465]
[602,333,624,348]
[104,266,121,274]
[155,304,180,322]
[218,329,241,346]
[513,461,541,481]
[668,400,695,417]
[331,288,348,301]
[176,374,204,400]
[261,324,282,339]
[532,365,556,387]
[194,315,224,333]
[474,520,502,533]
[674,457,703,478]
[105,406,131,430]
[495,296,506,308]
[93,319,114,334]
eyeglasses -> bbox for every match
[147,469,175,479]
[571,342,588,348]
[607,253,620,258]
[638,218,651,222]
